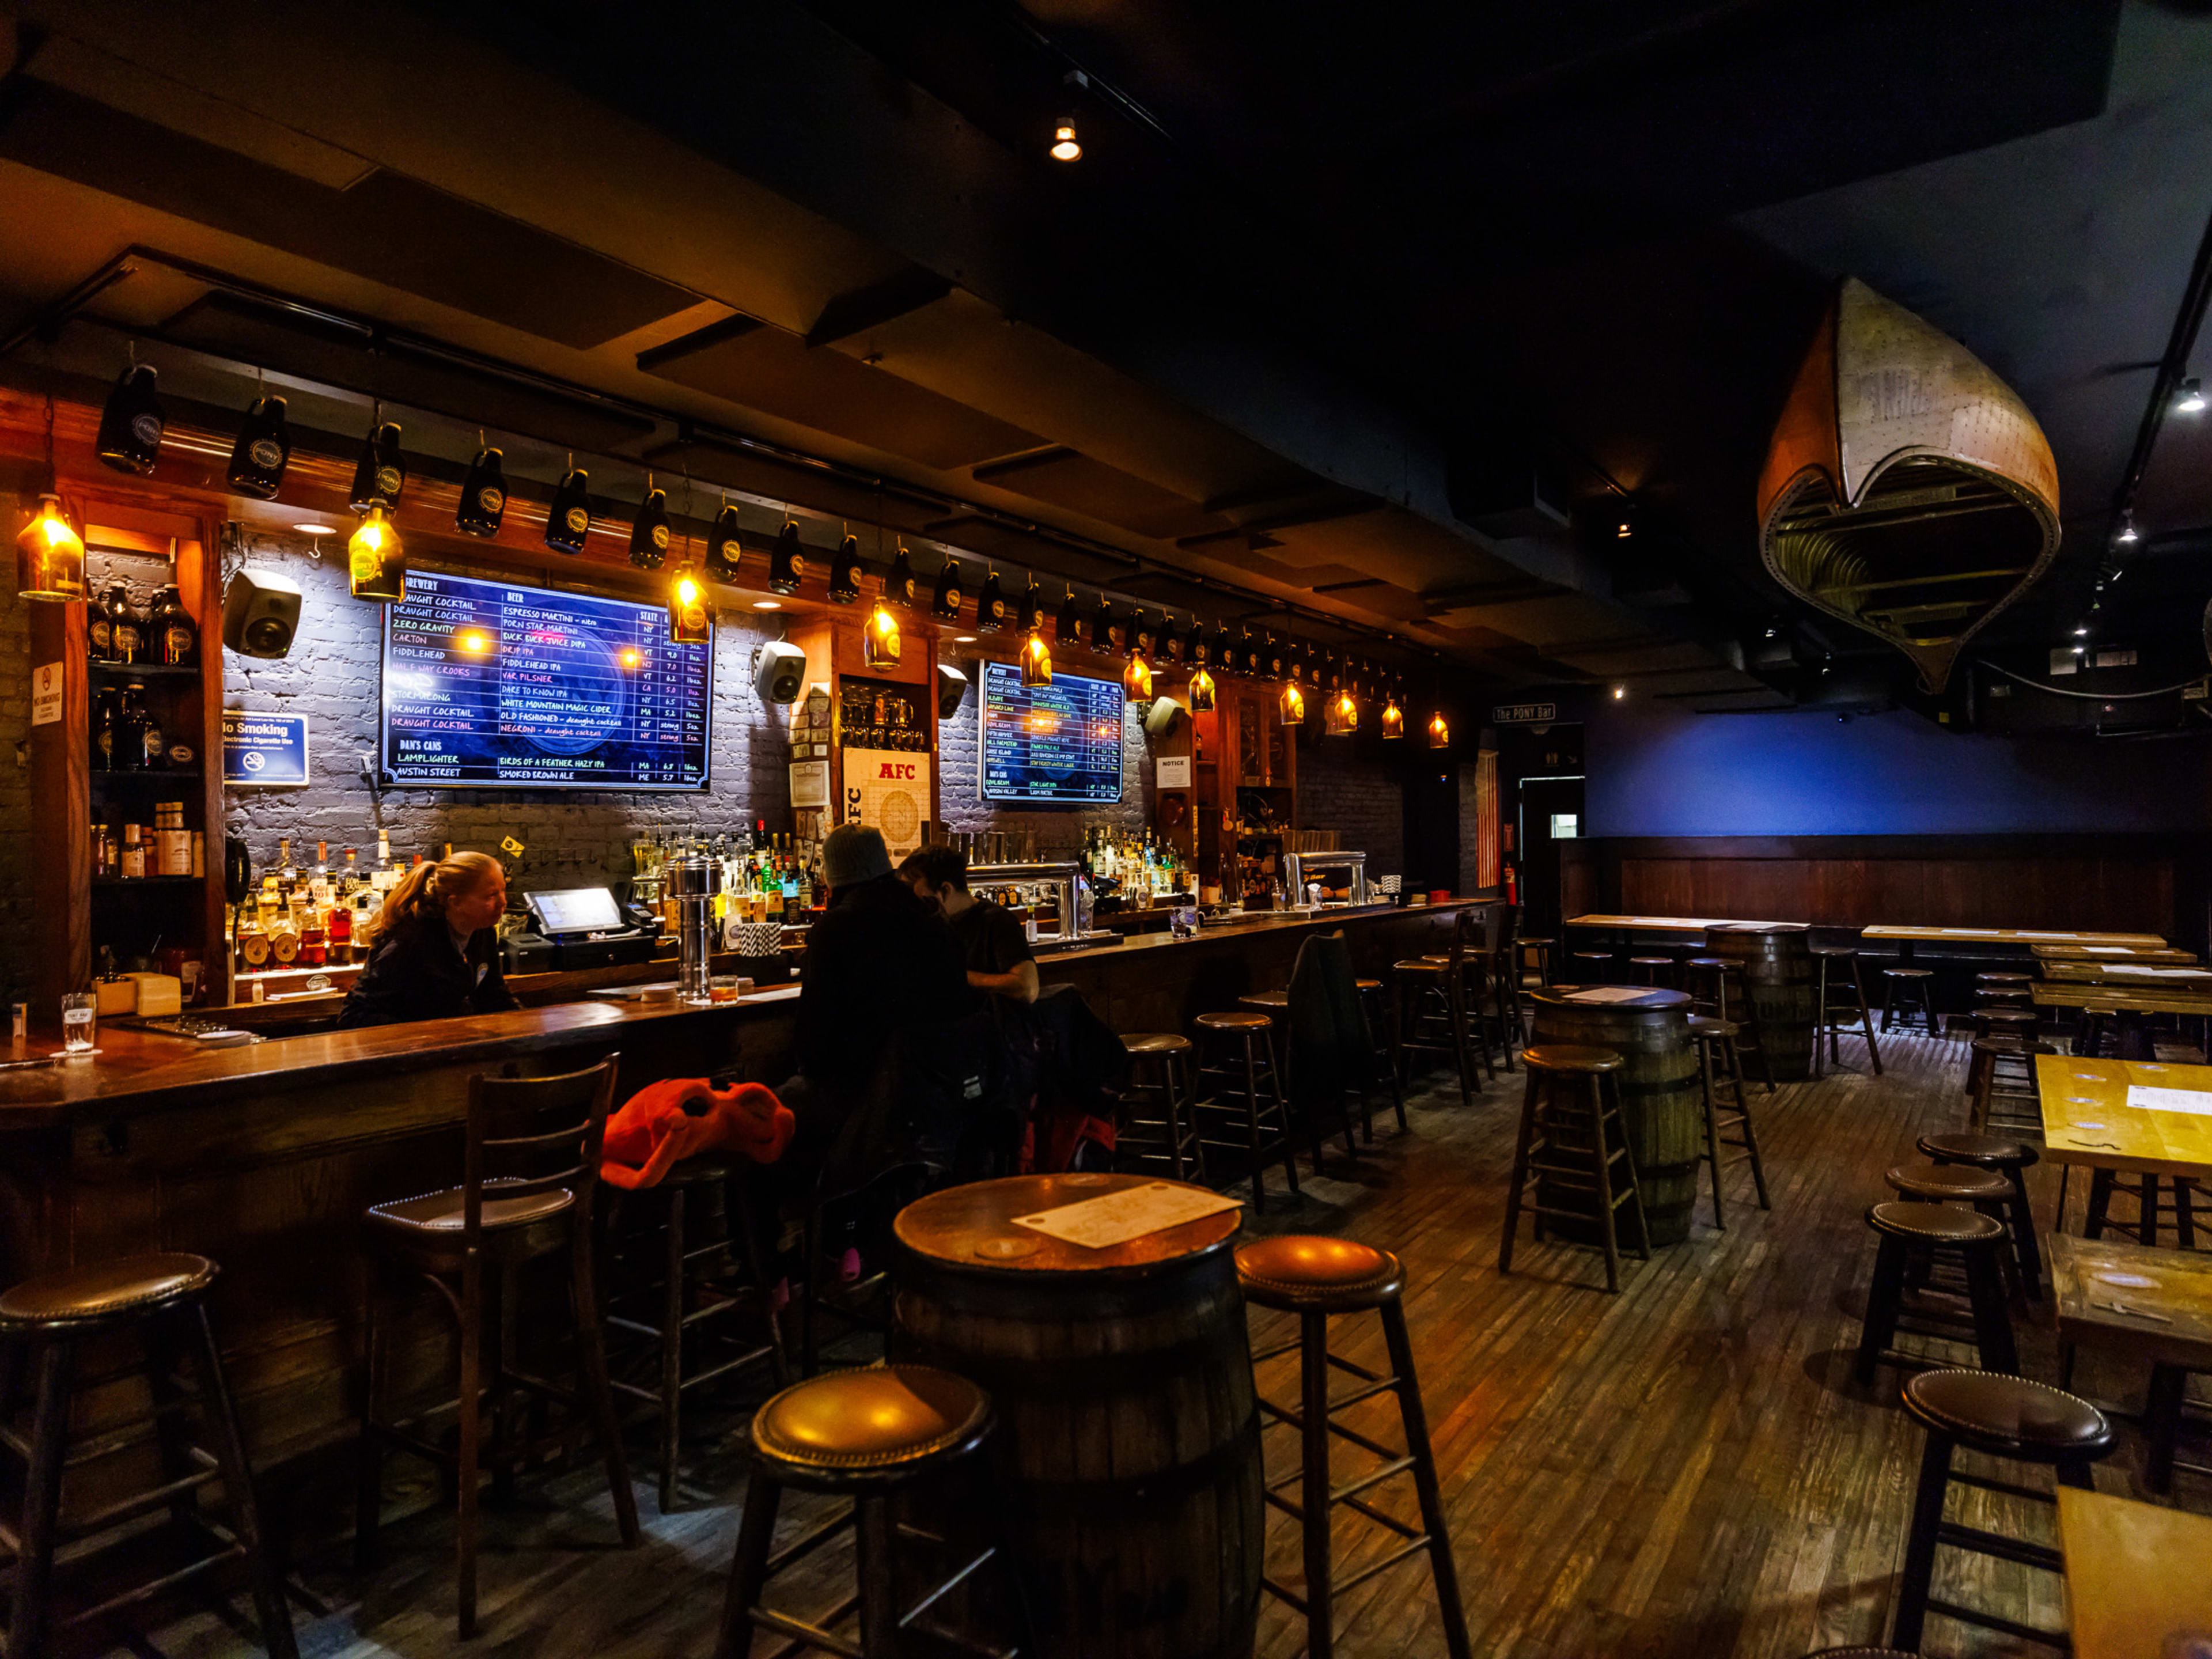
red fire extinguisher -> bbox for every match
[1503,862,1520,906]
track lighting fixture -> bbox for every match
[457,444,505,536]
[2115,511,2139,546]
[546,460,591,555]
[768,521,806,594]
[1050,116,1081,162]
[226,395,291,500]
[348,503,406,603]
[706,503,745,582]
[628,480,670,569]
[96,351,163,475]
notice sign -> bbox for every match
[1493,702,1558,725]
[223,710,310,787]
[842,747,931,861]
[1156,753,1192,789]
[30,662,62,727]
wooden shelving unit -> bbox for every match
[29,490,227,1025]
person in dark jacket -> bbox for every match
[336,850,518,1029]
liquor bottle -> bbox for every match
[328,900,352,962]
[96,362,164,475]
[338,846,359,899]
[237,911,271,972]
[131,685,164,770]
[457,446,506,536]
[92,685,120,772]
[298,907,327,968]
[268,903,300,966]
[310,842,332,910]
[349,421,406,510]
[706,503,744,582]
[374,830,394,892]
[274,838,296,907]
[226,395,291,499]
[546,465,592,555]
[627,485,670,570]
[119,823,147,880]
[781,850,800,924]
[106,583,145,665]
[88,588,115,662]
[149,585,197,666]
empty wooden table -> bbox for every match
[2031,942,2199,964]
[2041,959,2212,988]
[1863,924,2169,965]
[2033,982,2212,1059]
[890,1173,1262,1659]
[1565,914,1797,934]
[2037,1055,2212,1193]
[2056,1487,2212,1659]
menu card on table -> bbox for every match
[1565,987,1660,1004]
[2126,1086,2212,1115]
[1012,1183,1242,1249]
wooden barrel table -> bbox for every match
[1704,923,1818,1080]
[891,1173,1263,1659]
[1528,986,1702,1246]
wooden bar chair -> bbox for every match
[1353,978,1410,1137]
[1852,1203,2017,1383]
[1237,1237,1472,1659]
[1191,1011,1302,1212]
[1689,1014,1770,1228]
[356,1056,638,1638]
[1880,967,1937,1035]
[1810,943,1883,1077]
[1393,914,1482,1103]
[1499,1046,1650,1293]
[1118,1032,1206,1180]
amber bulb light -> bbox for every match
[1381,696,1404,738]
[669,566,711,645]
[1279,681,1305,725]
[16,493,85,601]
[864,600,902,668]
[1122,654,1153,702]
[1427,709,1450,749]
[348,503,406,603]
[1187,664,1217,713]
[1325,688,1358,736]
[1021,630,1053,687]
[1050,117,1081,161]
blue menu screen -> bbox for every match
[380,570,711,790]
[976,660,1124,804]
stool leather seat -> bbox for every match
[1238,991,1291,1010]
[750,1366,992,1482]
[1123,1031,1194,1055]
[0,1252,218,1328]
[1867,1202,2005,1244]
[1393,957,1446,975]
[1884,967,1933,979]
[1918,1132,2037,1168]
[1522,1044,1622,1074]
[1885,1164,2013,1203]
[1687,1014,1740,1038]
[1902,1369,2113,1458]
[1195,1010,1275,1032]
[1237,1236,1403,1310]
[1684,956,1726,968]
[1976,972,2032,985]
[1808,944,1858,957]
[1353,978,1382,991]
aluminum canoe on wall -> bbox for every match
[1756,277,2060,694]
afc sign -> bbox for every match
[873,759,920,782]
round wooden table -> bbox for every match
[892,1172,1262,1659]
[1527,985,1702,1245]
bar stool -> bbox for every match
[1191,1010,1302,1213]
[1683,956,1728,1018]
[1918,1132,2044,1301]
[1968,1037,2052,1134]
[0,1255,299,1659]
[1570,950,1616,984]
[1119,1032,1206,1179]
[1391,956,1475,1105]
[1353,978,1410,1137]
[1517,935,1556,989]
[1810,944,1883,1077]
[714,1366,1028,1659]
[2143,1359,2210,1495]
[2085,1168,2203,1249]
[1629,956,1673,987]
[1236,1237,1472,1659]
[1884,1162,2026,1298]
[1975,971,2032,998]
[1889,1370,2115,1653]
[1974,987,2032,1013]
[1853,1203,2017,1384]
[1241,988,1359,1171]
[1881,967,1936,1035]
[1974,1007,2039,1047]
[1499,1046,1650,1293]
[1684,956,1777,1092]
[356,1057,638,1638]
[1688,1014,1769,1228]
[601,1157,789,1514]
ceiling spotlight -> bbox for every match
[1050,116,1081,162]
[953,634,978,644]
[752,599,782,610]
[2072,624,2089,637]
[292,522,336,536]
[1612,685,1627,700]
[2180,377,2206,415]
[2115,511,2139,546]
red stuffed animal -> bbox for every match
[600,1077,794,1190]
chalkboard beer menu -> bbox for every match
[977,660,1123,804]
[380,571,711,789]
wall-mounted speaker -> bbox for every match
[752,641,806,704]
[935,662,968,721]
[220,568,303,659]
[1142,695,1186,740]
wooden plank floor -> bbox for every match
[130,1031,2207,1659]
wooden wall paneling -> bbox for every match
[26,586,89,1024]
[1474,749,1501,892]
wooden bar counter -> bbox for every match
[0,897,1479,1526]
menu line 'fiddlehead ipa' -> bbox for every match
[1757,277,2060,694]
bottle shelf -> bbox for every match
[89,662,201,679]
[92,875,203,889]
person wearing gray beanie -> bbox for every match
[820,822,893,892]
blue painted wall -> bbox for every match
[1581,695,2212,837]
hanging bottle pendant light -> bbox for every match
[546,461,592,555]
[226,395,291,500]
[1021,628,1053,687]
[456,444,506,536]
[976,570,1007,633]
[1278,679,1305,725]
[1324,687,1358,736]
[628,482,670,569]
[96,356,163,476]
[706,502,745,582]
[829,532,864,602]
[349,503,407,603]
[1381,686,1405,739]
[349,418,405,512]
[769,521,806,594]
[865,597,902,668]
[1187,663,1217,713]
[16,494,85,603]
[1427,709,1450,749]
[669,562,712,645]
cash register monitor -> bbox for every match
[527,886,626,937]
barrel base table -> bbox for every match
[1705,923,1817,1082]
[1529,986,1702,1246]
[891,1173,1263,1659]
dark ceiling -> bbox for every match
[3,0,2210,714]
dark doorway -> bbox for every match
[1497,722,1585,938]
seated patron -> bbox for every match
[898,843,1041,1005]
[336,850,518,1029]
